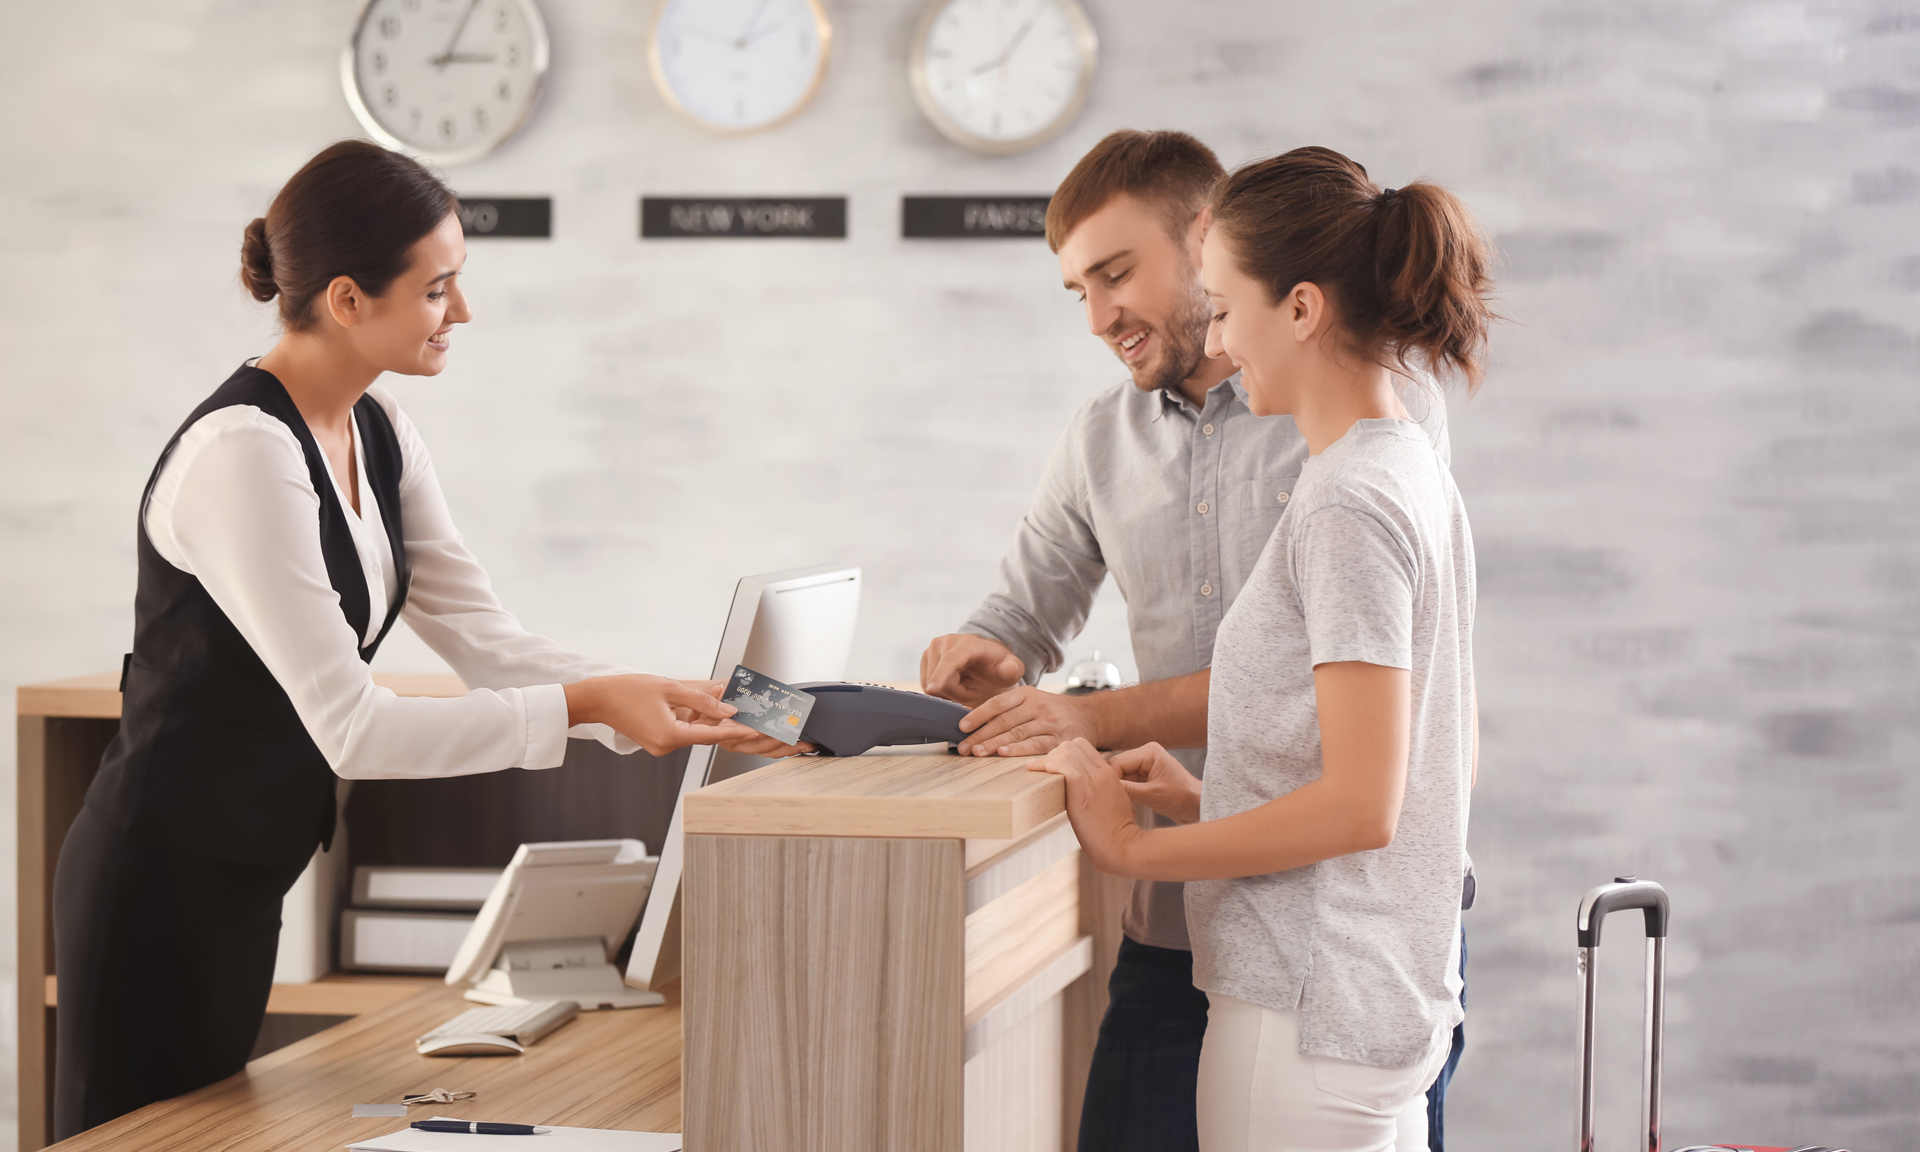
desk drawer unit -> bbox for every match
[682,755,1102,1152]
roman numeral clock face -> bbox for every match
[342,0,550,166]
[911,0,1099,155]
[649,0,833,134]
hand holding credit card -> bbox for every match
[721,666,816,746]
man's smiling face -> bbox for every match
[1057,193,1212,395]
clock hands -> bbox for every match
[431,0,483,71]
[969,2,1042,77]
[734,0,773,47]
[440,52,497,64]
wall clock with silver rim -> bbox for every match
[342,0,550,166]
[910,0,1098,155]
[648,0,833,135]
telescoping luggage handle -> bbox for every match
[1577,876,1670,1152]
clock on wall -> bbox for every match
[341,0,550,166]
[910,0,1098,155]
[649,0,833,135]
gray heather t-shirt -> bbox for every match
[1187,418,1474,1069]
[961,377,1449,951]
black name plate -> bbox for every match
[902,195,1051,239]
[641,197,847,239]
[455,197,551,238]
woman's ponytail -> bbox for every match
[239,217,278,303]
[1210,147,1497,390]
[1371,182,1495,388]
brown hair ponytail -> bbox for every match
[239,140,458,331]
[1209,146,1496,388]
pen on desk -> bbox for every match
[410,1121,551,1135]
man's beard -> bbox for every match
[1127,282,1213,395]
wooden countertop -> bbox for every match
[685,752,1064,840]
[49,983,684,1151]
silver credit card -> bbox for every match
[721,665,816,746]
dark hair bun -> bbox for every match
[240,217,278,302]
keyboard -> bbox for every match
[417,999,579,1047]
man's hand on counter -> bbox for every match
[920,633,1026,708]
[956,686,1101,757]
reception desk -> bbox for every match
[681,752,1126,1152]
[17,674,1128,1151]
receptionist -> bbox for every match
[51,140,786,1139]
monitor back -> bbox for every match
[623,563,860,992]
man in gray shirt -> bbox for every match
[919,131,1459,1151]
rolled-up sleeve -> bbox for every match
[960,420,1107,683]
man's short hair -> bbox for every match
[1045,129,1227,253]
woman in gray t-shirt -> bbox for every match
[1034,147,1495,1152]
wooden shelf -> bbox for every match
[16,672,470,720]
[685,751,1064,840]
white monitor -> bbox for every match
[445,838,661,1010]
[623,563,861,994]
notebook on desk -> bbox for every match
[347,1119,680,1151]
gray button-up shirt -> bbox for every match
[962,373,1449,950]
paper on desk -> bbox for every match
[347,1118,680,1152]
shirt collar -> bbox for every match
[1151,371,1246,422]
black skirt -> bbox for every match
[51,805,309,1139]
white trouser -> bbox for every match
[1196,993,1451,1152]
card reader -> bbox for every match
[790,682,970,757]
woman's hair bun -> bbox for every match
[240,217,278,302]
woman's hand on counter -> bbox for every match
[1030,737,1147,876]
[1108,742,1203,825]
[564,674,765,757]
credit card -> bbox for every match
[721,665,816,746]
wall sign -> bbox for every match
[641,197,847,239]
[902,196,1050,239]
[456,197,552,238]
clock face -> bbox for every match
[912,0,1098,155]
[649,0,832,134]
[342,0,549,166]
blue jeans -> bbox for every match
[1426,926,1469,1151]
[1077,937,1209,1152]
[1076,933,1468,1152]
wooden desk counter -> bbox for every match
[682,753,1128,1152]
[49,983,684,1151]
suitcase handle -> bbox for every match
[1578,876,1670,947]
[1578,877,1669,1152]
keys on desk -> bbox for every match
[417,999,579,1053]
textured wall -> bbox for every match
[2,0,1916,1148]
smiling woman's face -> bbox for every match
[344,212,472,376]
[1200,225,1304,417]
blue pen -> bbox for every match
[410,1121,551,1135]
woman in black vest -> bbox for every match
[52,141,778,1138]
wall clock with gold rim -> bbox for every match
[648,0,834,135]
[910,0,1099,155]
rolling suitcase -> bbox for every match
[1574,876,1850,1152]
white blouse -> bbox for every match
[143,383,637,780]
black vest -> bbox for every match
[88,365,411,868]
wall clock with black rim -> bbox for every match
[910,0,1099,155]
[648,0,834,135]
[342,0,550,166]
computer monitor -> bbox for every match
[622,563,861,994]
